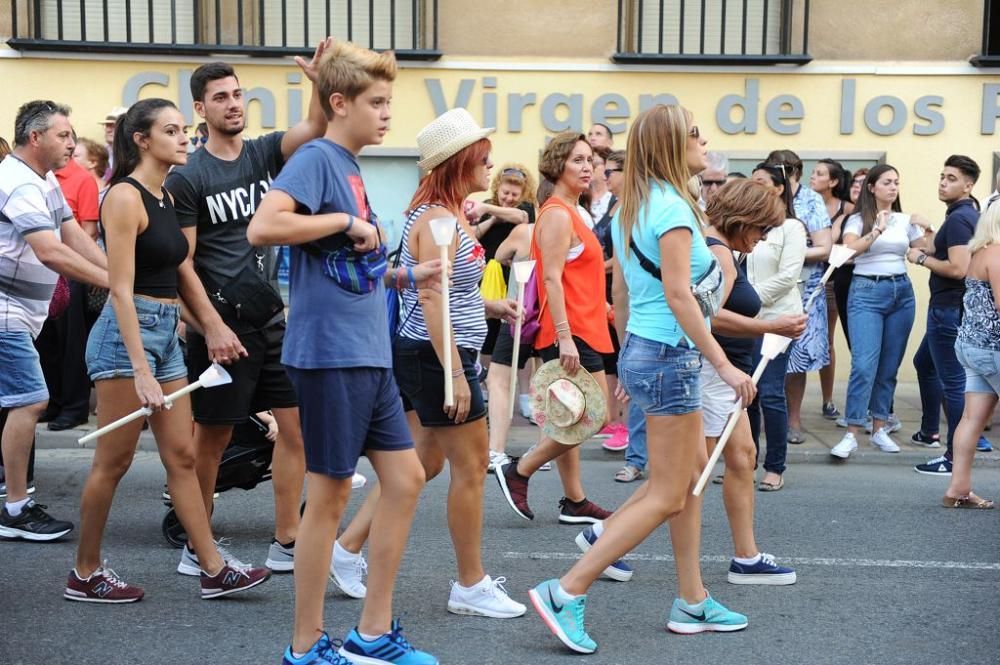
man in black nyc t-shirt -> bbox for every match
[164,44,332,572]
[907,155,991,474]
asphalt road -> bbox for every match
[1,449,998,665]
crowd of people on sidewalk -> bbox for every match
[0,37,997,665]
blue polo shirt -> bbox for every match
[929,197,978,309]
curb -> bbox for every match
[33,425,1000,468]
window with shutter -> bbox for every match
[262,0,417,50]
[616,0,810,65]
[38,0,197,44]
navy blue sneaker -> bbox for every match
[283,633,351,664]
[339,619,437,665]
[574,525,633,582]
[915,456,952,476]
[977,436,993,452]
[727,553,796,585]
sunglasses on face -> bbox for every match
[604,168,623,178]
[688,125,701,139]
[190,135,208,146]
[699,176,725,187]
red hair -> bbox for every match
[408,138,491,215]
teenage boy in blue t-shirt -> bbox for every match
[249,42,436,665]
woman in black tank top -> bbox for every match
[701,180,808,582]
[71,100,270,603]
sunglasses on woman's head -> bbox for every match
[501,167,526,178]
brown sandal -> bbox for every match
[757,476,785,492]
[942,493,995,509]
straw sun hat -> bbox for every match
[529,360,608,445]
[98,106,129,125]
[416,108,494,171]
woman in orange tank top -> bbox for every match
[494,132,615,526]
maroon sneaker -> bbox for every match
[558,497,613,525]
[495,459,534,520]
[64,565,144,603]
[200,563,270,599]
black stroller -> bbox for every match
[161,414,273,547]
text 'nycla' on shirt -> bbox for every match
[164,133,285,294]
[269,138,392,370]
[0,155,73,337]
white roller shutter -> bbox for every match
[263,0,417,49]
[637,0,782,56]
[39,0,197,44]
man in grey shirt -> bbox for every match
[164,43,333,575]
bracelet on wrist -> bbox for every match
[345,215,355,232]
[407,266,415,289]
[450,367,464,378]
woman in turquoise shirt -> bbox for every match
[527,104,755,654]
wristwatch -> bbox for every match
[916,253,928,266]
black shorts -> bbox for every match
[602,325,621,376]
[394,337,486,427]
[481,318,502,355]
[490,321,535,370]
[539,335,606,374]
[186,320,298,425]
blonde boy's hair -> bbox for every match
[318,41,397,117]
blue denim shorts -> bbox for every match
[618,332,703,416]
[955,341,1000,395]
[85,297,187,382]
[0,331,48,408]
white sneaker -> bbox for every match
[351,473,367,490]
[330,541,367,598]
[870,428,901,453]
[488,450,510,474]
[518,394,532,420]
[886,414,903,434]
[265,540,294,572]
[447,574,527,618]
[830,433,858,459]
[177,538,249,576]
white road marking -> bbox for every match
[502,552,1000,571]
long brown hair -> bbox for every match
[619,105,703,256]
[408,138,491,215]
[855,164,902,236]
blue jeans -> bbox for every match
[625,401,648,471]
[913,306,965,454]
[845,275,916,426]
[747,337,790,474]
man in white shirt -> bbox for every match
[0,101,108,542]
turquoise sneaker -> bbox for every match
[528,579,597,654]
[339,618,438,665]
[282,633,351,664]
[666,593,748,634]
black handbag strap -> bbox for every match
[628,236,719,284]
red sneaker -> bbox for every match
[200,563,271,599]
[64,565,145,603]
[495,459,534,520]
[558,497,613,525]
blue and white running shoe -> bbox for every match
[528,579,597,654]
[727,552,796,585]
[666,593,748,634]
[339,619,437,665]
[574,525,634,582]
[282,633,351,664]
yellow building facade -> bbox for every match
[2,0,999,379]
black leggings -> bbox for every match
[832,264,854,350]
